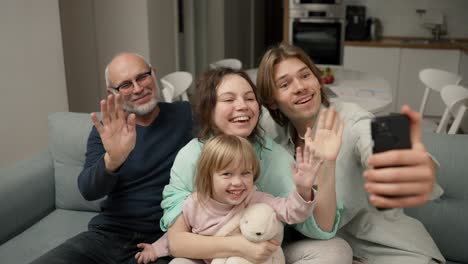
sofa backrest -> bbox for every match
[406,132,468,264]
[48,112,103,212]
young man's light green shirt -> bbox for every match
[261,101,444,264]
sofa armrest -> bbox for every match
[406,132,468,264]
[0,150,55,244]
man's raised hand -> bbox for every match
[90,94,136,172]
[304,106,344,161]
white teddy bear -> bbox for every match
[212,203,285,264]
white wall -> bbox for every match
[192,0,225,77]
[60,0,179,112]
[61,0,250,113]
[93,0,151,95]
[0,0,68,167]
[148,0,179,78]
[60,0,101,113]
[345,0,468,39]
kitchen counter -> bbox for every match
[345,37,468,53]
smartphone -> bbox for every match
[371,113,411,210]
[371,113,411,154]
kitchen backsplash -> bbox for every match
[344,0,468,39]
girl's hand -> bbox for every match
[291,145,323,200]
[239,237,280,264]
[304,106,344,161]
[135,243,159,264]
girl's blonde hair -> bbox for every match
[195,134,260,204]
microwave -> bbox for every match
[290,0,343,8]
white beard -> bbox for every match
[123,96,158,115]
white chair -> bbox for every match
[161,71,192,102]
[436,84,468,134]
[209,58,242,70]
[419,68,461,116]
[161,79,175,103]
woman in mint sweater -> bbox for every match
[160,68,352,264]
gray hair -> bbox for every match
[104,52,152,88]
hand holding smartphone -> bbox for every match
[367,106,435,209]
[370,113,412,210]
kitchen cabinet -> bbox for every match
[344,46,400,112]
[398,48,460,117]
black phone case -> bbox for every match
[371,114,412,210]
[371,113,411,153]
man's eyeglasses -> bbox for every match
[110,69,153,94]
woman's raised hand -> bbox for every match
[90,94,136,171]
[304,106,344,161]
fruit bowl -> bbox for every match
[320,67,335,84]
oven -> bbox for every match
[289,4,345,65]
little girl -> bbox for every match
[135,134,324,264]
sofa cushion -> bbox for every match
[0,209,96,264]
[48,112,103,211]
[406,132,468,264]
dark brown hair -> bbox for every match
[256,43,330,127]
[194,67,264,145]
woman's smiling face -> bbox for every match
[212,74,260,138]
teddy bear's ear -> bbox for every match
[267,212,278,230]
[269,215,275,227]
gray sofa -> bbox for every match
[0,112,467,264]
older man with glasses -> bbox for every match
[31,52,194,264]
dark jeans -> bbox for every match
[282,225,307,246]
[30,225,172,264]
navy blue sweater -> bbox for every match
[78,102,193,234]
